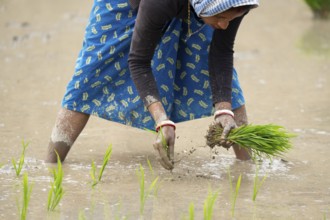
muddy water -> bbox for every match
[0,0,329,219]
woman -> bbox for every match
[46,0,259,170]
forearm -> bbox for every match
[148,102,168,124]
[128,0,178,107]
[209,14,245,106]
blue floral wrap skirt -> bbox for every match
[62,0,245,131]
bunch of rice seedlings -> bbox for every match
[19,173,32,220]
[206,124,295,159]
[47,152,64,211]
[90,144,113,187]
[136,164,159,216]
[12,140,29,177]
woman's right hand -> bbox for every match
[148,101,175,170]
[153,124,175,170]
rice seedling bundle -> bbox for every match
[206,124,295,159]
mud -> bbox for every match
[1,0,330,219]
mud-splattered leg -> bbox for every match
[232,105,251,160]
[46,108,89,163]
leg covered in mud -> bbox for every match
[232,105,251,160]
[46,108,90,163]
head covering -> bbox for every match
[190,0,259,17]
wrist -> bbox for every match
[214,102,232,111]
[214,109,235,119]
[155,120,176,132]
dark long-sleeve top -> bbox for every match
[128,0,244,107]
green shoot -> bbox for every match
[252,165,267,202]
[189,202,195,220]
[228,170,242,218]
[136,164,159,216]
[90,144,113,187]
[147,158,154,177]
[98,144,112,181]
[203,188,219,220]
[78,210,87,220]
[12,140,29,177]
[144,128,157,134]
[47,151,65,211]
[20,173,32,220]
[90,160,97,187]
[183,202,195,220]
[145,127,168,151]
[158,127,168,151]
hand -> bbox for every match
[214,114,237,149]
[153,125,175,170]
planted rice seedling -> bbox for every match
[182,202,195,220]
[19,173,32,220]
[90,144,113,187]
[203,188,219,220]
[136,164,159,216]
[98,144,112,181]
[206,124,296,160]
[90,160,98,187]
[147,158,154,177]
[47,152,65,211]
[228,170,242,218]
[78,210,87,220]
[189,202,195,220]
[252,165,267,202]
[12,140,29,177]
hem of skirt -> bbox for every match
[62,101,245,131]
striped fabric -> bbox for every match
[191,0,259,17]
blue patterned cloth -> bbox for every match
[62,0,245,131]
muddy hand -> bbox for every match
[215,114,236,149]
[153,126,175,170]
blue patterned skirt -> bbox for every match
[62,0,245,131]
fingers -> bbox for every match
[153,141,174,170]
[220,139,232,149]
[220,125,231,140]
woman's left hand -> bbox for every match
[214,114,237,149]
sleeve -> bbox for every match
[208,14,245,105]
[128,0,181,107]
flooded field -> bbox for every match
[0,0,329,219]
